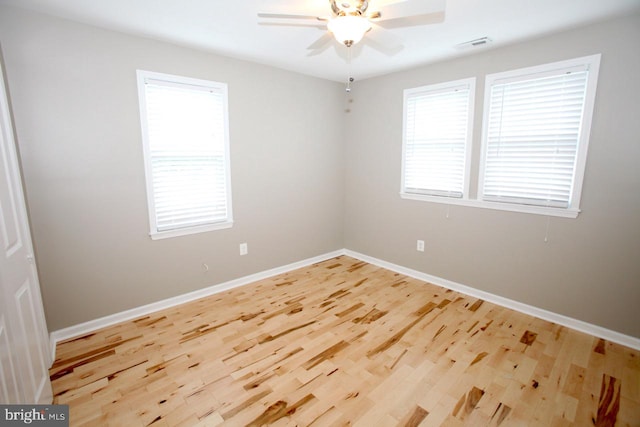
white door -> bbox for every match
[0,53,53,404]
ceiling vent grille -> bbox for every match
[456,37,493,50]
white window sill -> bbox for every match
[400,193,579,218]
[150,220,234,240]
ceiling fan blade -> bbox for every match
[307,47,332,57]
[365,23,404,54]
[375,11,445,29]
[363,37,404,56]
[259,22,327,29]
[257,12,327,21]
[307,34,336,56]
[307,33,334,50]
[372,0,446,21]
[371,0,413,7]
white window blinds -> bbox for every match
[480,58,599,209]
[402,78,474,198]
[137,71,232,237]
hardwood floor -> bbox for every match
[51,256,640,426]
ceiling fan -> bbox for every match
[258,0,446,54]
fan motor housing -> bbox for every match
[331,1,369,16]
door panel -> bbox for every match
[0,49,52,404]
[0,315,20,403]
[0,150,21,256]
[15,281,49,402]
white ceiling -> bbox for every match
[1,0,639,82]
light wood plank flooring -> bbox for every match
[51,256,640,426]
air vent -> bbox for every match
[456,37,493,50]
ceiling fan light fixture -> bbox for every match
[327,15,372,46]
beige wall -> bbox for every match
[344,12,640,337]
[0,6,345,331]
[1,5,639,338]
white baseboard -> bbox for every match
[49,248,640,363]
[344,249,640,351]
[49,249,344,362]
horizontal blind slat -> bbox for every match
[481,69,589,207]
[403,81,472,198]
[141,73,230,232]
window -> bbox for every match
[400,55,600,218]
[479,54,601,214]
[401,78,475,199]
[137,70,233,239]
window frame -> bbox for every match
[136,70,233,240]
[400,77,476,202]
[477,54,601,217]
[400,55,601,219]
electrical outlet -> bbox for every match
[239,243,248,256]
[417,240,425,252]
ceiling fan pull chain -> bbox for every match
[346,76,354,92]
[345,46,354,92]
